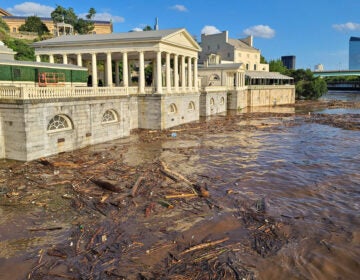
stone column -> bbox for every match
[187,57,192,88]
[36,55,41,62]
[235,72,239,88]
[106,52,112,87]
[122,52,128,87]
[115,61,120,86]
[77,53,82,67]
[49,54,54,64]
[174,54,179,92]
[181,55,186,91]
[139,51,145,94]
[91,53,97,87]
[194,57,198,91]
[166,52,171,93]
[63,54,68,64]
[156,51,162,93]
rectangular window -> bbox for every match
[13,27,17,33]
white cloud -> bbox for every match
[131,27,143,32]
[170,4,188,12]
[243,25,275,39]
[332,22,360,31]
[79,12,125,23]
[201,25,221,35]
[7,2,53,17]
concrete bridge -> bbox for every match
[313,70,360,91]
[313,70,360,77]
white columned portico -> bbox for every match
[77,53,82,66]
[139,51,145,94]
[181,55,186,92]
[63,54,68,64]
[122,52,128,87]
[174,54,179,92]
[156,51,162,93]
[115,61,120,86]
[166,52,171,93]
[187,57,192,88]
[36,55,40,62]
[106,52,112,87]
[194,58,198,90]
[49,54,54,64]
[91,53,97,87]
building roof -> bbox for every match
[246,71,293,80]
[350,36,360,42]
[0,59,88,71]
[228,38,257,51]
[199,62,243,70]
[34,28,181,45]
[0,8,12,16]
[33,28,201,51]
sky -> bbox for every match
[1,0,360,70]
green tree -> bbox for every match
[269,59,289,75]
[0,17,10,32]
[3,37,35,61]
[18,16,49,36]
[86,8,96,20]
[51,5,96,34]
[290,69,327,100]
[143,25,152,31]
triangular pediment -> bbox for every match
[162,29,201,51]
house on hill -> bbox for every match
[0,7,112,36]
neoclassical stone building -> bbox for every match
[199,31,269,71]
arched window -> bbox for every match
[169,103,177,114]
[188,101,195,111]
[102,109,118,124]
[210,98,215,106]
[220,97,225,105]
[47,114,73,133]
[209,74,220,81]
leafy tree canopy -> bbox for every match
[269,59,289,75]
[3,37,35,61]
[51,6,96,34]
[18,16,49,36]
[0,17,10,32]
[143,25,152,31]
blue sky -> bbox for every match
[2,0,360,70]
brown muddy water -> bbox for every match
[0,93,360,279]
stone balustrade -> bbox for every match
[0,85,198,100]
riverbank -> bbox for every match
[1,99,359,279]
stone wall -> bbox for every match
[247,86,295,107]
[137,93,200,129]
[0,97,130,161]
[200,90,227,116]
[227,88,248,110]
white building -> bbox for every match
[199,31,269,71]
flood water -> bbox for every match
[1,91,359,279]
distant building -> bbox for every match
[0,8,112,36]
[349,37,360,70]
[199,31,269,71]
[314,64,324,72]
[281,55,296,70]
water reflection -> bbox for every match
[321,90,360,102]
